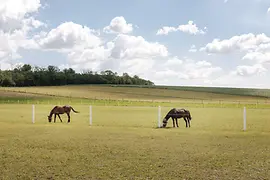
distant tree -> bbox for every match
[0,70,3,85]
[20,64,32,72]
[1,71,15,86]
[0,64,155,87]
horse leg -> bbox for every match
[67,113,70,123]
[172,118,175,128]
[184,117,187,128]
[54,114,56,123]
[176,118,179,128]
[57,114,63,122]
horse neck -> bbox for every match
[184,111,190,117]
[49,110,54,117]
[163,114,171,122]
[49,107,57,117]
[165,109,176,120]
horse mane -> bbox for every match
[163,108,176,121]
[49,106,58,116]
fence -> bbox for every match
[2,98,270,109]
[1,104,270,132]
[27,104,248,131]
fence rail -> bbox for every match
[1,98,270,109]
[0,104,254,132]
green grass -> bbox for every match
[134,85,270,98]
[1,104,270,179]
[1,84,270,101]
[1,85,270,179]
[1,85,270,109]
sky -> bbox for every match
[1,0,270,88]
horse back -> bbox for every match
[52,106,68,114]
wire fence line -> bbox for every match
[1,89,270,104]
[2,103,270,132]
[2,104,253,131]
[1,98,270,109]
[25,104,163,128]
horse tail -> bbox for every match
[71,106,79,113]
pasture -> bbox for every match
[1,85,270,179]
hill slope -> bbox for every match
[1,85,269,102]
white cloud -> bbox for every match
[103,16,133,34]
[179,59,222,79]
[242,52,270,64]
[65,46,111,72]
[67,46,109,64]
[165,56,183,68]
[49,32,165,73]
[234,64,267,76]
[189,45,197,52]
[154,70,180,83]
[200,33,270,54]
[267,7,270,13]
[157,21,207,35]
[57,30,221,85]
[109,34,168,59]
[0,0,43,33]
[211,68,270,88]
[144,57,222,84]
[37,22,101,51]
[63,34,168,73]
[0,0,45,69]
[0,62,21,70]
[199,32,270,86]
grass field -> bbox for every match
[1,104,270,179]
[1,85,270,108]
[1,85,270,179]
[2,84,270,101]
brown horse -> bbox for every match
[48,105,79,123]
[162,108,192,128]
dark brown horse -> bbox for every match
[48,105,79,123]
[162,108,192,128]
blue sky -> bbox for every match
[1,0,270,88]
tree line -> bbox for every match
[0,64,155,87]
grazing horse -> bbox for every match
[48,105,79,123]
[162,108,192,128]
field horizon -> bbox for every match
[1,84,270,109]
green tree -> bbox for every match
[0,64,155,87]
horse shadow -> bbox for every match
[153,126,174,129]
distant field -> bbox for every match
[132,85,270,98]
[1,85,270,108]
[1,104,270,179]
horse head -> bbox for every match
[185,110,192,120]
[162,118,168,128]
[48,115,52,122]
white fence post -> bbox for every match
[243,107,246,131]
[32,104,35,124]
[158,106,161,127]
[89,105,92,126]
